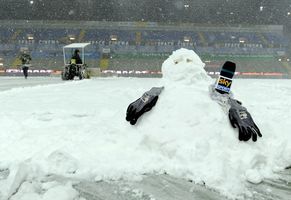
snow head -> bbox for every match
[161,48,211,85]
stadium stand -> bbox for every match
[0,20,290,78]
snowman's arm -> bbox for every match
[126,86,164,125]
[209,84,262,142]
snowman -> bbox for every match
[126,48,261,142]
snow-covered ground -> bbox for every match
[1,49,291,200]
[0,76,63,92]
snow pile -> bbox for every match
[0,163,80,200]
[0,48,291,199]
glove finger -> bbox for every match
[230,120,237,128]
[238,127,244,141]
[253,124,262,137]
[130,108,138,121]
[126,103,134,114]
[126,105,133,121]
[257,130,262,138]
[248,127,257,142]
[130,118,137,125]
[251,127,258,135]
[242,127,252,141]
[228,111,233,120]
[130,110,142,125]
[252,132,257,142]
[126,105,131,113]
[251,127,262,139]
[228,113,237,128]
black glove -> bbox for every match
[126,87,163,125]
[228,99,262,142]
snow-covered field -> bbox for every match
[1,49,291,200]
